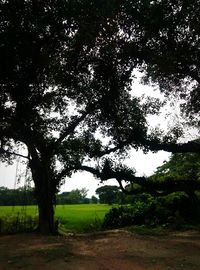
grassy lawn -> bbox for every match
[55,204,112,232]
[0,204,112,233]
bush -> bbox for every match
[103,206,135,229]
[102,193,200,230]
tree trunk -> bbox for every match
[33,167,58,234]
[36,187,55,234]
[29,156,57,235]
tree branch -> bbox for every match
[99,137,200,157]
[78,164,200,196]
[0,147,29,159]
[55,164,102,185]
[97,144,127,157]
[79,165,102,178]
[54,103,98,149]
[142,138,200,153]
[56,111,89,145]
[55,166,75,184]
[92,136,200,160]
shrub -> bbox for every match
[102,193,200,230]
[103,206,135,229]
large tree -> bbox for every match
[1,0,200,234]
[0,0,148,234]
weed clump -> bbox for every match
[0,214,38,234]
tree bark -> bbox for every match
[36,187,55,234]
[33,169,57,234]
[29,151,57,235]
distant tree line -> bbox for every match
[0,187,37,206]
[0,185,128,206]
[0,186,100,206]
[56,188,98,204]
[57,185,130,205]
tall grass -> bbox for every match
[0,205,38,234]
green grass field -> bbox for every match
[0,204,112,233]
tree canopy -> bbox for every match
[152,153,200,184]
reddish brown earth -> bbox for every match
[0,230,200,270]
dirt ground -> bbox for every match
[0,230,200,270]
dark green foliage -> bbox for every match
[56,188,90,204]
[103,206,135,229]
[91,196,98,204]
[103,193,200,229]
[104,152,200,198]
[96,185,124,205]
[148,152,200,207]
[151,152,200,184]
[0,187,36,206]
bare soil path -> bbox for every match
[0,230,200,270]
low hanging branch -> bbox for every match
[79,164,200,197]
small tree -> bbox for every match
[91,195,98,204]
[96,185,121,205]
